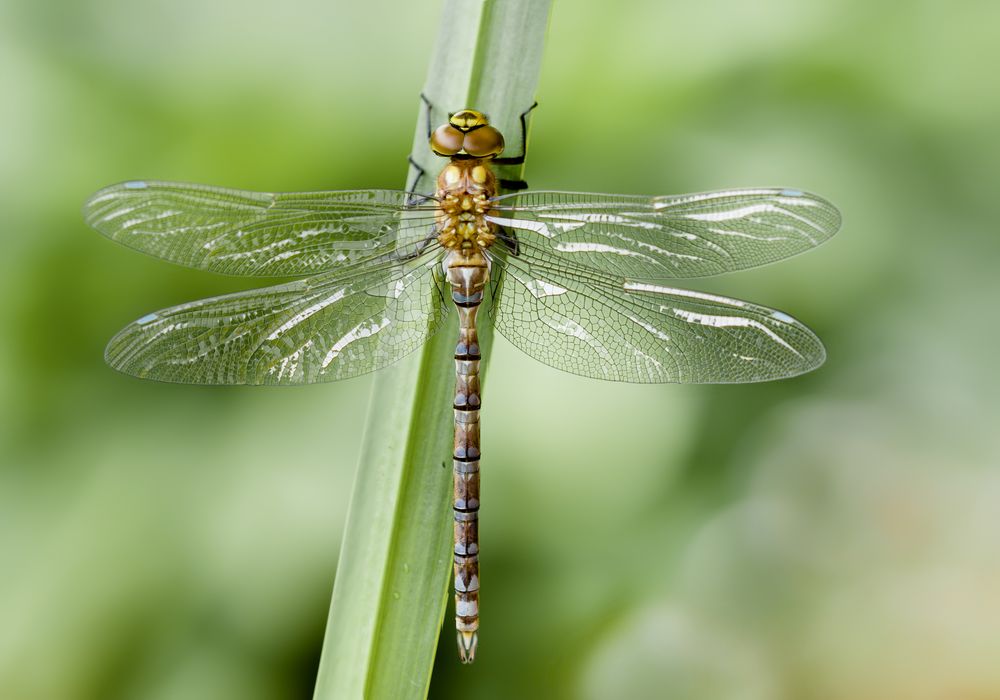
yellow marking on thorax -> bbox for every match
[443,165,462,185]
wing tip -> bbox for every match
[777,187,843,239]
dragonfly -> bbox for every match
[83,106,840,664]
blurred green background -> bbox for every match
[2,0,999,698]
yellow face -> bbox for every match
[430,109,505,159]
[449,109,489,131]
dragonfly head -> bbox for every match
[430,109,505,159]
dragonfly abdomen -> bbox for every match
[444,248,489,664]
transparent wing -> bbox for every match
[487,188,840,280]
[487,242,825,384]
[105,250,448,385]
[84,180,437,277]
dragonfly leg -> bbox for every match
[495,102,536,192]
[498,178,529,191]
[408,93,442,196]
[419,91,436,140]
[431,264,449,308]
[495,228,520,256]
[406,156,434,202]
[492,101,538,166]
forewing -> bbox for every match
[84,181,436,277]
[105,253,448,385]
[488,246,825,384]
[488,188,840,279]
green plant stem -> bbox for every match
[312,2,551,698]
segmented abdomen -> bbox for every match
[451,271,484,664]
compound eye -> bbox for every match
[463,126,504,158]
[430,124,464,156]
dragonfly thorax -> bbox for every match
[436,159,497,253]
